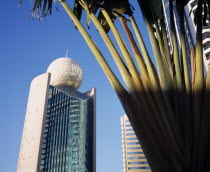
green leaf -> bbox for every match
[47,0,53,15]
[73,1,83,21]
[97,11,111,33]
[139,0,163,20]
[42,0,48,16]
[113,0,133,15]
[86,13,91,29]
[21,0,55,17]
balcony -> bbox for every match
[203,36,210,46]
[203,27,210,37]
[204,45,210,56]
[205,51,210,60]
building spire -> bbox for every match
[66,48,68,58]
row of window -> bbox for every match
[126,133,135,136]
[40,87,93,171]
[128,166,150,170]
[127,147,141,150]
[126,142,139,145]
[126,129,133,131]
[126,137,137,140]
[128,156,146,159]
[128,161,148,164]
[127,152,144,155]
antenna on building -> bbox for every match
[66,48,68,58]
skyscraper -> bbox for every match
[163,0,209,74]
[17,58,96,172]
[121,114,151,172]
[185,0,210,68]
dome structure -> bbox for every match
[47,57,83,90]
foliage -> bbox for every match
[20,0,210,172]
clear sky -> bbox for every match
[0,1,153,172]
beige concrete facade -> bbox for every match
[17,73,51,172]
[121,114,151,172]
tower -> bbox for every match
[162,0,209,75]
[184,0,210,68]
[121,114,151,172]
[17,58,96,172]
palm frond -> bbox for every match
[19,0,55,17]
[73,1,83,21]
[22,0,210,171]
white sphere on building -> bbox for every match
[47,57,83,90]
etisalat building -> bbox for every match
[17,57,96,172]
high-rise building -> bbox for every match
[163,0,209,74]
[121,114,151,172]
[17,58,96,172]
[185,0,210,68]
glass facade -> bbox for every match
[39,86,94,172]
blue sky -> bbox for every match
[0,1,153,172]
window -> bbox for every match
[127,147,141,150]
[128,162,148,164]
[128,156,146,159]
[128,167,150,170]
[126,129,133,131]
[128,167,141,170]
[126,137,137,140]
[39,86,94,171]
[127,152,144,155]
[126,142,139,145]
[126,133,135,136]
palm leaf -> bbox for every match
[73,1,83,21]
[19,0,54,17]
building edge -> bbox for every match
[17,73,51,172]
[85,88,96,172]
